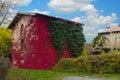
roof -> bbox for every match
[98,26,120,34]
[8,12,84,29]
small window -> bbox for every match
[20,24,23,35]
[20,24,24,52]
[21,39,24,52]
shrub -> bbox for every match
[0,27,12,58]
[53,58,74,72]
[53,52,120,74]
[53,56,94,73]
[0,57,11,80]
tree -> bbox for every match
[0,0,19,26]
[92,34,106,47]
[0,27,12,58]
[92,34,108,54]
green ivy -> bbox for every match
[68,24,86,57]
[49,19,86,58]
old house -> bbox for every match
[98,25,120,49]
[8,13,84,70]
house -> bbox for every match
[98,25,120,49]
[8,12,84,70]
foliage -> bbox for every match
[0,27,12,58]
[67,24,86,57]
[53,51,120,74]
[53,57,91,73]
[0,57,11,80]
[81,44,91,55]
[92,34,107,47]
[53,58,74,72]
[49,20,86,58]
[49,21,67,59]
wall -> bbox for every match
[12,15,71,70]
[102,32,120,49]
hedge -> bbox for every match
[53,53,120,74]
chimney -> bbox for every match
[107,26,110,29]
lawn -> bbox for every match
[6,68,120,80]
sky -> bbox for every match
[9,0,120,43]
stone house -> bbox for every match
[98,25,120,49]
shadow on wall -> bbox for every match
[0,57,11,80]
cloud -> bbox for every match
[29,9,50,15]
[48,0,75,13]
[9,9,18,14]
[86,13,117,27]
[48,0,97,13]
[80,4,97,13]
[72,13,117,42]
[98,29,105,33]
[85,32,96,37]
[48,0,118,42]
[6,0,32,6]
[72,17,81,22]
[109,23,118,27]
[18,0,32,6]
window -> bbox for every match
[20,24,24,52]
[20,24,23,35]
[21,39,24,52]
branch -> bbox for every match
[0,8,9,26]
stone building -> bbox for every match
[98,25,120,49]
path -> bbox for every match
[63,76,112,80]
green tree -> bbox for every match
[92,34,107,49]
[0,27,12,58]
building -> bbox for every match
[98,25,120,49]
[8,13,84,70]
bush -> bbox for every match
[0,27,12,58]
[0,57,11,80]
[53,52,120,74]
[53,58,74,72]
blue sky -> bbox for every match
[13,0,120,43]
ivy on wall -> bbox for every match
[67,24,86,57]
[49,19,86,58]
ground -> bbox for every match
[63,76,112,80]
[6,68,120,80]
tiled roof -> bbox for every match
[98,26,120,34]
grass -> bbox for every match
[6,68,120,80]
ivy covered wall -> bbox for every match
[49,19,86,58]
[11,13,85,70]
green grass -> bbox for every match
[6,68,120,80]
